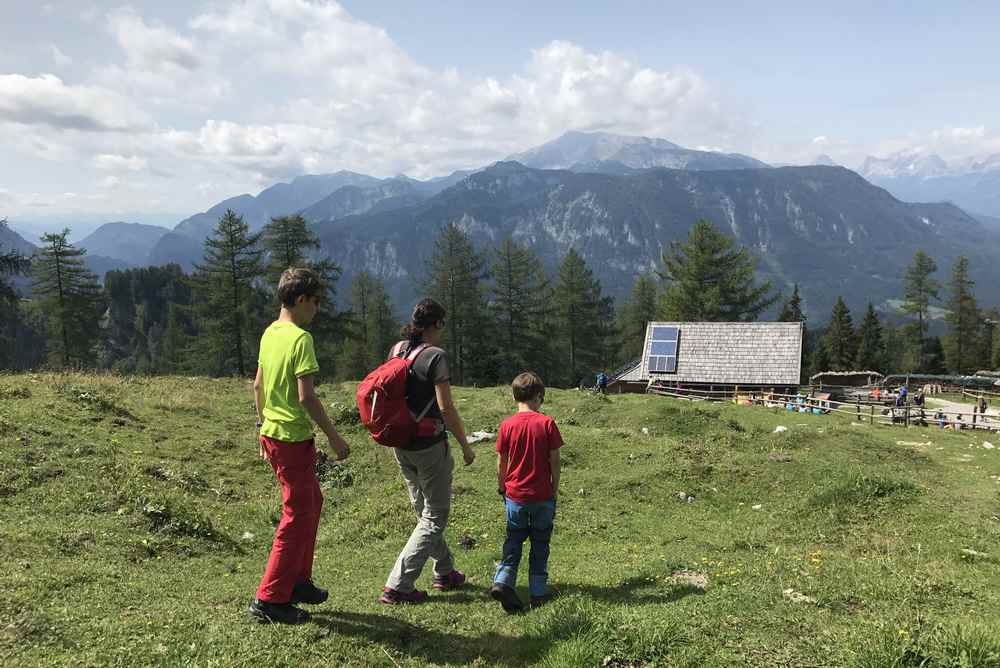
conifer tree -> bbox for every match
[0,218,32,369]
[982,309,1000,371]
[778,284,809,382]
[900,250,940,371]
[777,284,806,323]
[552,249,610,386]
[854,302,886,372]
[423,223,489,385]
[810,337,831,375]
[262,214,344,376]
[943,256,980,374]
[489,237,552,381]
[616,273,659,364]
[338,271,398,380]
[30,229,102,368]
[924,336,947,374]
[882,324,905,375]
[189,210,264,376]
[659,220,776,321]
[823,296,856,371]
[158,303,190,374]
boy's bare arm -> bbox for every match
[298,374,350,460]
[549,449,561,497]
[497,453,508,495]
[435,382,474,465]
[253,368,266,460]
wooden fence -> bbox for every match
[646,385,998,432]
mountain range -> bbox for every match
[7,131,1000,321]
[858,149,1000,218]
[307,161,1000,318]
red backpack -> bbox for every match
[356,343,436,447]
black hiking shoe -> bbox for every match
[248,598,311,625]
[489,583,524,614]
[290,580,329,605]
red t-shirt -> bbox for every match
[496,411,563,503]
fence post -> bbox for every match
[870,404,875,425]
[904,405,910,428]
[856,396,861,420]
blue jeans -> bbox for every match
[493,497,555,597]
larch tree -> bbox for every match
[659,220,776,322]
[30,229,103,368]
[189,209,264,377]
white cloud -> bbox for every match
[109,8,201,72]
[49,45,72,67]
[93,154,147,171]
[99,176,121,189]
[0,74,151,132]
[13,0,999,218]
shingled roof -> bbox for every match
[641,321,803,385]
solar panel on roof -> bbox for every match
[647,325,679,374]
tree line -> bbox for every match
[800,250,1000,379]
[1,215,998,385]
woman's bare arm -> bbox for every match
[435,382,474,465]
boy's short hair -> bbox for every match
[512,372,545,402]
[277,268,324,308]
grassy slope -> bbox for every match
[1,373,999,667]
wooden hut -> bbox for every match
[640,321,803,393]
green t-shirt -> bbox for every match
[258,321,320,443]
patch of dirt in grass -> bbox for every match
[0,386,31,400]
[669,570,708,590]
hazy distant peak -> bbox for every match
[859,150,949,179]
[508,130,766,171]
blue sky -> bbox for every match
[1,0,998,235]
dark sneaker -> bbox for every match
[248,598,310,625]
[432,570,466,591]
[530,592,555,608]
[290,580,328,605]
[378,587,428,605]
[489,583,524,614]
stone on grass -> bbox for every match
[773,426,787,433]
[783,588,817,604]
[670,570,708,590]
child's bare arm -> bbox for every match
[497,453,508,495]
[253,368,266,460]
[298,374,350,460]
[549,449,561,497]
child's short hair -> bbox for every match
[277,268,323,307]
[512,372,545,402]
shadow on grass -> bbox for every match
[310,577,701,665]
[311,611,523,666]
[555,577,707,605]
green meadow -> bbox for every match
[2,372,999,667]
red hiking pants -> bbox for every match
[256,436,323,603]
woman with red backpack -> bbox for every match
[377,298,476,604]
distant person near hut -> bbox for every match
[596,371,608,395]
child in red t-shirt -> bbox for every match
[489,372,563,613]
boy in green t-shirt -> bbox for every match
[248,268,351,625]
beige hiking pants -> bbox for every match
[385,440,455,592]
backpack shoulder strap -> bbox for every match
[405,343,431,362]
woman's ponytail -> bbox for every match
[401,298,446,345]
